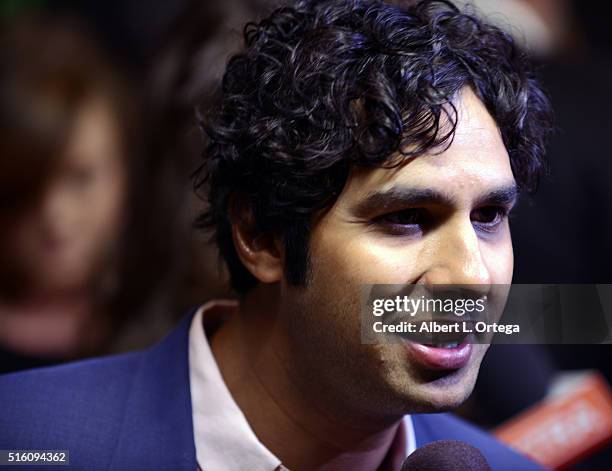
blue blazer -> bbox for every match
[0,309,545,470]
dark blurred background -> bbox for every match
[0,0,610,469]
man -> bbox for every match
[0,0,552,469]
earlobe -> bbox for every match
[230,202,283,285]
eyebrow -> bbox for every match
[352,184,518,217]
[474,185,518,208]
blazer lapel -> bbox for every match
[109,308,199,471]
[411,413,439,447]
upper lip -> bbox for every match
[384,318,476,344]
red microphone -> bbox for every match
[494,371,612,470]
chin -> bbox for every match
[382,360,481,414]
[412,383,475,413]
[412,363,482,412]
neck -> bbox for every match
[210,284,403,471]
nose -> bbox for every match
[420,215,492,294]
[38,181,72,234]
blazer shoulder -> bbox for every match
[412,412,546,470]
[0,351,145,465]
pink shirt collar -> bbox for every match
[189,301,416,470]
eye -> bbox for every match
[471,206,507,232]
[374,208,429,236]
[64,164,96,190]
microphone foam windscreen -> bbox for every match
[400,440,491,471]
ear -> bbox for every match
[230,197,283,285]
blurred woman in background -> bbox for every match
[0,16,137,373]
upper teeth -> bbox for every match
[436,342,459,348]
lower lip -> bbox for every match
[403,340,473,371]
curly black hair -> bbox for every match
[195,0,553,293]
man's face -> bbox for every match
[280,88,515,418]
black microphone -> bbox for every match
[400,440,491,471]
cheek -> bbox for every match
[311,227,422,286]
[84,170,127,235]
[91,186,124,230]
[483,233,514,284]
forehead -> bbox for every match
[341,87,514,205]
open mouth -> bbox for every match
[390,320,475,370]
[403,340,473,371]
